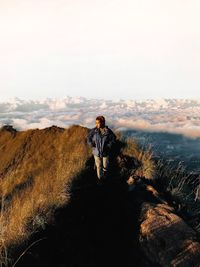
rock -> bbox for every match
[1,124,17,133]
[44,125,65,133]
[139,202,200,267]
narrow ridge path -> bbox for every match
[12,166,145,267]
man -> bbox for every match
[87,116,116,181]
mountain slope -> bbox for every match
[0,125,90,254]
[0,124,200,267]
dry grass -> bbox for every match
[154,159,200,234]
[0,125,155,264]
[119,135,155,179]
[0,125,91,261]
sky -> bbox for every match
[0,0,200,101]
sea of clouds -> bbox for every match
[0,97,200,139]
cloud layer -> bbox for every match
[0,97,200,139]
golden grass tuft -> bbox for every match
[120,136,155,179]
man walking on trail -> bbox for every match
[87,116,116,182]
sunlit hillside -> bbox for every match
[0,125,91,258]
[0,124,200,267]
[0,124,155,266]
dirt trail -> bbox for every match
[12,166,146,267]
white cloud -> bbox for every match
[0,97,200,139]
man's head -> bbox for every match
[96,116,105,129]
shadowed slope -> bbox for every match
[0,124,149,266]
[11,161,144,267]
[1,124,199,267]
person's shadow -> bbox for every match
[11,148,145,267]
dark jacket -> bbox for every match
[87,126,116,157]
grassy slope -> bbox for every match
[0,125,91,251]
[1,124,199,266]
[0,124,155,265]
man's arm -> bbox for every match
[107,130,116,149]
[87,129,95,147]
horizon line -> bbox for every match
[1,95,200,103]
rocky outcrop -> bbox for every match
[127,175,200,266]
[138,197,200,266]
[1,125,17,132]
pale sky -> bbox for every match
[0,0,200,101]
